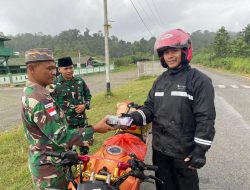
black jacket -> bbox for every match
[131,65,216,159]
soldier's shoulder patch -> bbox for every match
[44,102,54,109]
[47,106,57,116]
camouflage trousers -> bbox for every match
[31,173,68,190]
[68,124,90,155]
[28,158,68,190]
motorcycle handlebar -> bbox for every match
[144,164,158,171]
[127,102,142,109]
[46,151,61,158]
[45,150,161,187]
[45,151,157,172]
[46,151,78,161]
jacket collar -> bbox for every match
[26,81,50,95]
[168,64,190,75]
[57,74,75,82]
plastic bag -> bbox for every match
[104,133,147,161]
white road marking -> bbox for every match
[216,84,250,89]
[241,85,250,89]
[217,85,226,88]
[231,85,239,88]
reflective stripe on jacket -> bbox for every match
[134,66,216,158]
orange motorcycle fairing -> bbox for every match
[68,100,149,190]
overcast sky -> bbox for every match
[0,0,250,41]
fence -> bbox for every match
[137,61,166,78]
[0,64,114,85]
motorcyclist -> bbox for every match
[120,29,216,190]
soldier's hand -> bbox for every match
[75,104,85,113]
[93,116,116,133]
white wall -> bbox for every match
[0,65,114,85]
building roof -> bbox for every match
[0,35,11,41]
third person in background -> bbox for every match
[53,57,92,154]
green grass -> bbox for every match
[112,64,137,73]
[192,53,250,76]
[0,76,155,190]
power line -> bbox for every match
[144,0,164,29]
[150,0,165,28]
[129,0,154,37]
[135,0,155,27]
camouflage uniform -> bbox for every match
[22,49,94,190]
[53,75,92,129]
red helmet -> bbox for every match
[154,29,192,67]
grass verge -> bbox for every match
[192,53,250,77]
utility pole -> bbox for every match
[78,50,81,64]
[103,0,111,94]
[77,50,81,76]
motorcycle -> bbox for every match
[45,101,161,190]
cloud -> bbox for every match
[0,0,249,41]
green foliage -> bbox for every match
[193,52,250,74]
[230,36,249,57]
[113,56,133,67]
[0,76,155,190]
[112,52,152,67]
[4,23,250,75]
[191,30,216,51]
[242,24,250,45]
[5,29,156,59]
[213,26,230,57]
[192,23,250,74]
[112,64,137,72]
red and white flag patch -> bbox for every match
[47,107,57,116]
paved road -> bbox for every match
[197,67,250,190]
[0,70,138,132]
[1,66,250,189]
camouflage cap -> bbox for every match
[25,48,54,64]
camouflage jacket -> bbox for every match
[21,81,94,178]
[53,75,92,128]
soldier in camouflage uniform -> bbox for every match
[21,48,113,190]
[52,57,92,154]
[53,57,91,129]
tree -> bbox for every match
[242,24,250,45]
[4,28,159,59]
[191,30,216,51]
[230,36,248,57]
[213,26,230,57]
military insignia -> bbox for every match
[47,107,57,116]
[44,102,54,109]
